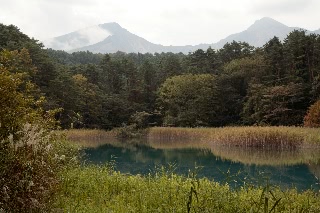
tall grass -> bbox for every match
[64,126,320,149]
[53,165,320,212]
[148,126,320,149]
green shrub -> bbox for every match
[113,124,144,138]
[0,124,79,212]
[129,111,152,129]
[0,49,60,140]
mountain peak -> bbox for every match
[98,22,127,34]
[257,17,278,23]
[99,22,121,28]
[248,17,288,31]
[213,17,296,48]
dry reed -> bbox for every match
[148,126,320,149]
[63,129,115,141]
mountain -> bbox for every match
[43,23,119,51]
[43,22,196,53]
[43,17,319,54]
[211,17,300,49]
[71,23,196,54]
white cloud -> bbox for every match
[43,25,112,50]
[79,26,112,45]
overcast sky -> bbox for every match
[0,0,319,46]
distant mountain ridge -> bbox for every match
[212,17,300,48]
[43,17,320,54]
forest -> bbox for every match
[1,23,320,135]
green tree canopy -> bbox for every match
[157,74,219,127]
[242,82,307,125]
[0,49,54,139]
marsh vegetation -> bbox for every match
[148,127,320,149]
[65,127,320,190]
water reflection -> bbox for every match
[79,137,320,191]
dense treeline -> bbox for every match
[1,23,320,129]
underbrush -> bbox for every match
[54,165,320,212]
[0,124,79,212]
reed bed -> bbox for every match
[148,126,320,149]
[62,129,116,147]
[54,165,320,212]
[64,126,320,149]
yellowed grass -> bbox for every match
[62,129,116,147]
[148,126,320,149]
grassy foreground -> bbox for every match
[54,165,320,213]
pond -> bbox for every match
[81,137,320,191]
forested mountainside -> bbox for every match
[1,23,320,130]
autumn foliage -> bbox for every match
[304,100,320,127]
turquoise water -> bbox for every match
[83,139,320,191]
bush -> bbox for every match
[129,111,152,129]
[304,100,320,127]
[0,124,79,212]
[113,124,143,138]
